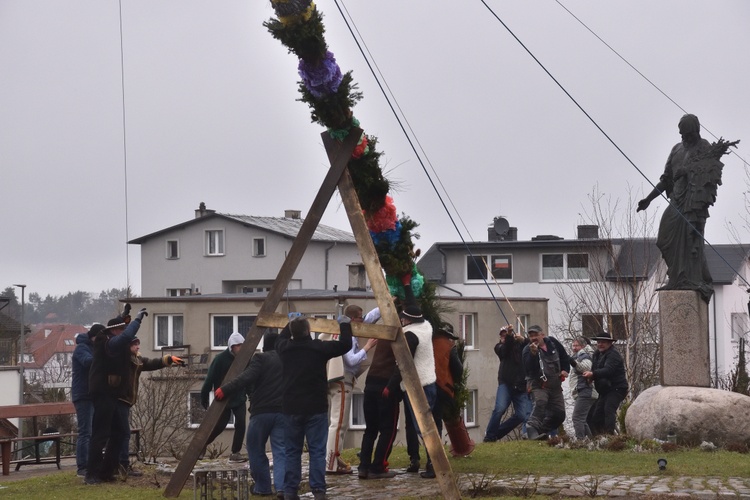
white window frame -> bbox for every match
[350,392,365,430]
[210,314,255,350]
[465,255,488,282]
[465,254,513,283]
[205,229,225,256]
[166,287,199,297]
[459,313,476,349]
[540,252,590,282]
[462,389,478,427]
[187,391,235,429]
[516,314,529,334]
[252,237,266,257]
[155,314,184,348]
[166,239,179,260]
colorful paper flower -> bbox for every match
[366,195,397,233]
[298,51,343,99]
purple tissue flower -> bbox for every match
[298,51,343,99]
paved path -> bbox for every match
[4,457,750,498]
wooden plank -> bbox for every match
[163,128,363,498]
[0,402,75,419]
[256,312,398,340]
[330,157,460,499]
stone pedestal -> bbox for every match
[659,290,710,387]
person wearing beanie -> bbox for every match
[71,326,100,477]
[275,315,352,500]
[200,332,248,462]
[117,337,185,477]
[215,331,285,497]
[85,304,147,485]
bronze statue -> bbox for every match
[637,114,738,303]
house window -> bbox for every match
[167,287,199,297]
[466,255,487,281]
[516,314,529,334]
[490,255,513,281]
[541,253,589,281]
[156,315,184,347]
[166,240,179,259]
[188,391,205,428]
[188,391,234,429]
[350,392,365,429]
[732,312,749,342]
[459,313,476,349]
[582,313,628,340]
[252,237,266,257]
[211,314,256,349]
[205,229,224,256]
[462,389,478,426]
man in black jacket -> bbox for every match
[85,305,147,485]
[521,325,570,441]
[216,331,285,497]
[484,325,531,442]
[276,315,352,500]
[583,331,629,435]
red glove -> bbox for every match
[170,356,186,366]
[381,387,390,399]
[215,388,225,401]
[401,273,412,286]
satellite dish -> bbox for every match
[493,217,510,236]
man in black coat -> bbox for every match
[583,332,629,435]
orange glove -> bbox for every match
[170,356,186,366]
[215,388,225,401]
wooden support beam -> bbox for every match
[0,402,75,419]
[324,134,461,499]
[256,312,398,340]
[163,128,363,498]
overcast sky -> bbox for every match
[2,1,749,298]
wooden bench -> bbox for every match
[0,402,141,476]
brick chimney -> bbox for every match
[347,263,366,291]
[195,202,215,219]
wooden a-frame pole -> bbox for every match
[164,127,460,499]
[322,134,460,499]
[163,128,363,497]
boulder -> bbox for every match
[626,385,750,446]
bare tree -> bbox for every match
[129,369,196,463]
[553,185,662,398]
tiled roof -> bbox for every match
[129,211,355,244]
[220,214,355,243]
[0,311,28,339]
[705,244,750,285]
[23,324,87,369]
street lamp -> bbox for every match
[12,284,25,460]
[12,284,25,403]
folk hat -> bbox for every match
[591,331,615,342]
[400,305,425,323]
[437,323,458,340]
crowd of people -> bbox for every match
[72,304,185,484]
[485,324,628,443]
[72,300,627,500]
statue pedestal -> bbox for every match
[659,290,710,387]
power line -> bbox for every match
[333,0,514,325]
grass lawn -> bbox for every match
[341,440,750,478]
[2,441,748,499]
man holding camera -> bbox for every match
[521,325,570,441]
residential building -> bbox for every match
[419,216,750,386]
[128,203,363,296]
[21,324,87,392]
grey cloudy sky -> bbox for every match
[2,1,749,298]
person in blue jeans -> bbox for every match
[276,315,352,500]
[484,325,531,442]
[216,331,285,496]
[72,328,96,477]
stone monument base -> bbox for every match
[659,290,710,387]
[625,385,750,446]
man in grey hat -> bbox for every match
[521,325,570,440]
